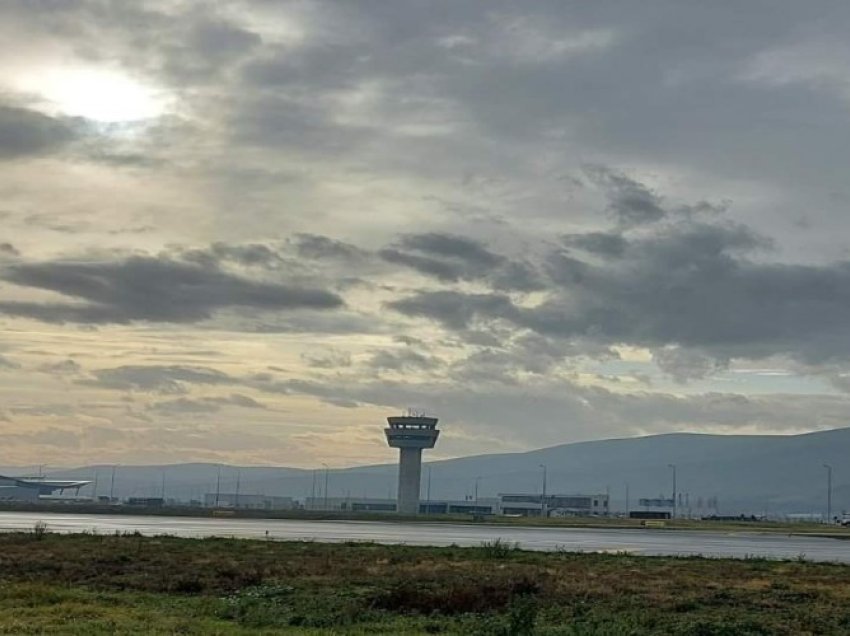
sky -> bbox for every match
[2,1,850,468]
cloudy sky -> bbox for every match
[2,1,850,467]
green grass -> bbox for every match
[1,531,850,634]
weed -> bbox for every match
[31,520,48,540]
[481,538,520,559]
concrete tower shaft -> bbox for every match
[385,415,439,515]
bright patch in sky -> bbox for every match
[17,67,165,122]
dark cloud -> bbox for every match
[0,105,77,159]
[292,234,370,262]
[388,290,518,330]
[562,232,627,258]
[380,232,541,290]
[0,255,344,324]
[380,232,503,283]
[584,164,666,225]
[182,242,285,268]
[401,232,503,266]
[83,365,236,394]
[388,217,850,365]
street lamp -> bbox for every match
[823,463,833,524]
[539,464,548,517]
[668,464,677,519]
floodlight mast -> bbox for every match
[385,412,440,515]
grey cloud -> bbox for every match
[401,232,503,266]
[292,234,371,262]
[388,290,518,330]
[562,232,627,258]
[149,393,267,415]
[301,349,352,369]
[0,255,344,324]
[584,164,666,225]
[0,105,77,159]
[449,333,615,384]
[38,359,82,375]
[0,243,19,258]
[252,377,360,409]
[652,347,728,383]
[379,248,469,282]
[255,372,850,449]
[380,232,542,290]
[367,349,440,372]
[389,217,850,366]
[84,365,235,394]
[182,242,285,269]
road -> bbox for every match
[0,511,847,563]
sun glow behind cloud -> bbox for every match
[15,67,166,123]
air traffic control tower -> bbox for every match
[385,412,440,515]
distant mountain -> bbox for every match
[11,427,850,515]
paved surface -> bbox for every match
[0,512,847,563]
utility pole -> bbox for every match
[322,462,329,511]
[668,464,677,519]
[824,463,833,523]
[539,464,547,517]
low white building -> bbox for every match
[499,493,609,517]
[204,493,295,510]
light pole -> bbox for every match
[668,464,677,519]
[322,462,330,511]
[235,469,241,509]
[160,468,166,501]
[539,464,547,517]
[215,465,222,507]
[474,476,481,508]
[109,465,118,502]
[823,463,833,524]
[310,469,317,509]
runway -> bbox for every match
[0,511,847,563]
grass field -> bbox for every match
[2,530,850,634]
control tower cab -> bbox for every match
[385,411,440,515]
